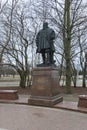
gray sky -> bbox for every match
[1,0,87,5]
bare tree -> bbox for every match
[2,0,38,88]
[46,0,87,93]
[78,27,87,87]
[0,0,8,76]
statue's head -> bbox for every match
[43,22,48,29]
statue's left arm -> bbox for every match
[51,30,55,40]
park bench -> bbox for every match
[78,95,87,108]
[0,90,18,100]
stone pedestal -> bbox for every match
[0,90,18,100]
[78,95,87,108]
[28,67,63,107]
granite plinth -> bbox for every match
[78,95,87,108]
[0,90,18,100]
[28,67,63,107]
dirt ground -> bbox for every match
[0,86,87,95]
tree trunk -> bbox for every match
[26,74,32,87]
[82,64,86,88]
[19,74,26,88]
[72,74,77,88]
[65,55,72,93]
[63,0,72,93]
[71,62,77,88]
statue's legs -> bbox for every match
[41,49,55,65]
[41,49,51,64]
[46,49,54,64]
[41,50,45,64]
[50,51,55,64]
[46,52,50,64]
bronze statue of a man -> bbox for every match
[36,22,55,66]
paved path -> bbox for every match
[0,103,87,130]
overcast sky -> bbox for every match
[1,0,87,6]
[1,0,87,3]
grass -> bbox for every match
[0,75,20,81]
[63,94,78,102]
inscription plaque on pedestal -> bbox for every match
[28,67,63,107]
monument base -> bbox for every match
[28,67,63,107]
[29,95,63,107]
